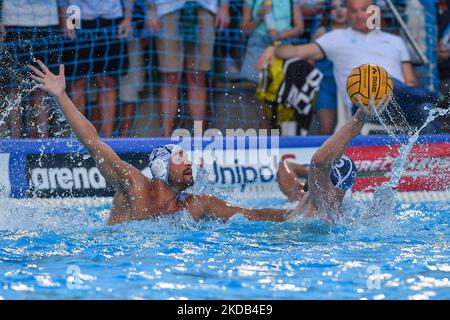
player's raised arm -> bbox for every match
[311,109,367,169]
[307,109,368,205]
[29,61,137,190]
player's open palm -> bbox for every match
[29,60,66,98]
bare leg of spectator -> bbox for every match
[120,102,135,137]
[186,71,208,131]
[72,78,87,115]
[28,91,49,138]
[160,72,181,137]
[119,38,145,138]
[91,108,102,133]
[72,78,101,133]
[258,101,270,130]
[9,91,23,138]
[318,109,336,135]
[96,75,117,137]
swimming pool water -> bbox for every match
[0,194,449,300]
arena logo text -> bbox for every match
[31,167,106,190]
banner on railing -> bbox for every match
[0,135,448,198]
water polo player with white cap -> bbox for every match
[148,144,194,202]
[29,60,293,224]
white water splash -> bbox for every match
[347,107,449,229]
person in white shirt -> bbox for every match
[256,0,440,132]
[239,0,305,83]
[314,22,412,114]
[0,0,67,139]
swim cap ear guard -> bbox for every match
[149,144,183,184]
[150,158,168,181]
[303,155,357,192]
[330,155,357,191]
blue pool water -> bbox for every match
[0,194,449,300]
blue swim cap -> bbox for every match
[330,155,357,191]
[149,144,183,183]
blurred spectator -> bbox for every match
[437,0,450,100]
[404,0,425,64]
[215,0,245,80]
[0,0,66,138]
[147,0,230,137]
[119,0,147,137]
[312,0,347,134]
[240,0,305,83]
[63,0,134,137]
[297,0,325,40]
[298,0,325,16]
[257,0,440,133]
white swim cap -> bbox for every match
[149,144,183,183]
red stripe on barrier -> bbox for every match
[344,143,450,192]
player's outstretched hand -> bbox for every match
[29,60,66,98]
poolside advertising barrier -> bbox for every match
[0,135,449,198]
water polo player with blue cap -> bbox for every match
[303,154,357,193]
[277,109,369,221]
